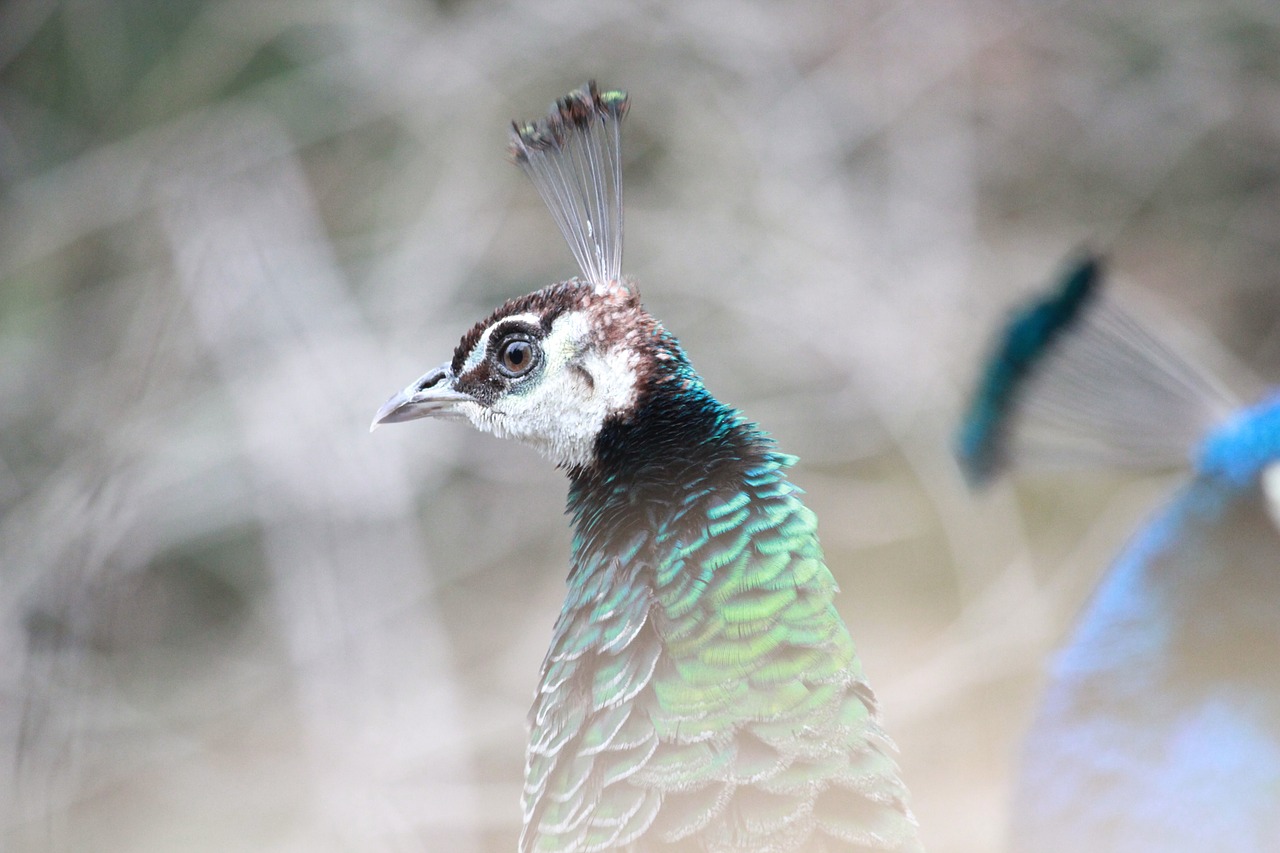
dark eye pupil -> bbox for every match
[501,340,532,373]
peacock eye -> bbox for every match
[497,337,538,377]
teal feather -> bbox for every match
[378,82,920,853]
[956,254,1101,486]
[519,339,921,852]
[957,254,1280,851]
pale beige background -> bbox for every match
[2,1,1278,850]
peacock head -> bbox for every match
[372,82,670,470]
[372,277,667,469]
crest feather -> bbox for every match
[956,253,1240,486]
[510,81,629,290]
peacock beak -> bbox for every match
[370,363,475,431]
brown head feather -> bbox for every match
[450,279,658,381]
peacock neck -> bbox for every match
[565,363,773,564]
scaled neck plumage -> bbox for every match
[565,336,776,562]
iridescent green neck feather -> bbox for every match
[372,82,921,853]
[521,332,921,852]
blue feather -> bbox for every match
[963,256,1280,851]
[1012,395,1280,851]
[1197,391,1280,486]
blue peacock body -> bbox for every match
[957,257,1280,852]
[375,86,921,852]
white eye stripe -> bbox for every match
[461,312,543,373]
[482,309,638,468]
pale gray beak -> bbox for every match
[370,363,474,431]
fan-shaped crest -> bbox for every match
[510,81,629,290]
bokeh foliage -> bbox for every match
[2,1,1279,850]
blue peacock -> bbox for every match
[374,84,922,852]
[958,255,1280,852]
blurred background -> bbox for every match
[2,1,1279,850]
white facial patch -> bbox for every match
[462,310,639,469]
[460,313,543,375]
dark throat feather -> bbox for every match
[521,337,918,851]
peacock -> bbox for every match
[957,255,1280,852]
[373,84,922,852]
